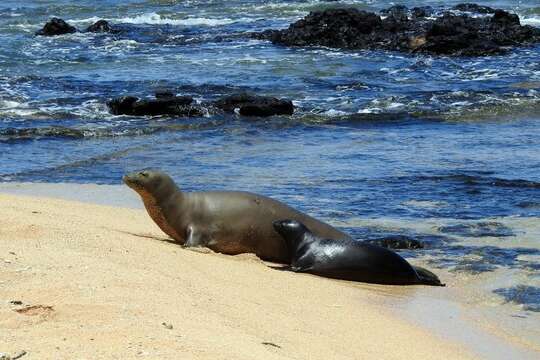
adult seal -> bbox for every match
[123,170,351,263]
[273,219,444,286]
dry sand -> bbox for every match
[0,192,486,359]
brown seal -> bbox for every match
[123,170,351,263]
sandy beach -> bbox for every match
[0,187,538,360]
[0,189,477,360]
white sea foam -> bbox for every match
[234,55,267,64]
[450,101,472,107]
[357,107,382,114]
[104,39,141,50]
[0,108,39,117]
[403,200,448,209]
[324,109,349,117]
[9,23,35,32]
[68,12,263,28]
[386,102,405,110]
[0,99,28,109]
[68,16,102,25]
[520,16,540,26]
[70,13,261,27]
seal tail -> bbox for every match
[413,266,445,287]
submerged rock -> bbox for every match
[363,235,425,250]
[493,285,540,312]
[0,127,84,141]
[257,5,540,56]
[155,89,175,99]
[107,93,202,117]
[214,93,294,117]
[36,18,77,36]
[438,222,515,237]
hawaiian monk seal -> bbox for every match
[272,219,444,286]
[123,170,351,263]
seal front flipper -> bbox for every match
[290,255,316,273]
[183,225,207,247]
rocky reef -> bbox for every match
[213,93,294,117]
[255,4,540,56]
[107,92,202,117]
[107,92,294,118]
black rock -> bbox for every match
[267,8,383,49]
[107,96,138,115]
[258,6,540,56]
[36,18,77,36]
[86,20,114,33]
[452,3,496,14]
[492,9,520,26]
[422,14,499,56]
[107,95,202,117]
[422,10,536,55]
[214,93,294,117]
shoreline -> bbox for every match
[0,184,538,359]
[0,182,142,209]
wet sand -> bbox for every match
[0,184,537,359]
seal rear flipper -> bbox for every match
[413,266,445,287]
[291,265,313,272]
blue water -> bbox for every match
[1,1,540,312]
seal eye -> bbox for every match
[140,171,148,177]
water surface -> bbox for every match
[1,0,539,352]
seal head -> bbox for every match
[123,170,185,243]
[123,170,178,198]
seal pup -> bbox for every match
[272,219,444,286]
[123,170,351,263]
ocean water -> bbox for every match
[1,0,540,344]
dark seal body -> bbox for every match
[273,220,444,286]
[123,170,351,263]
